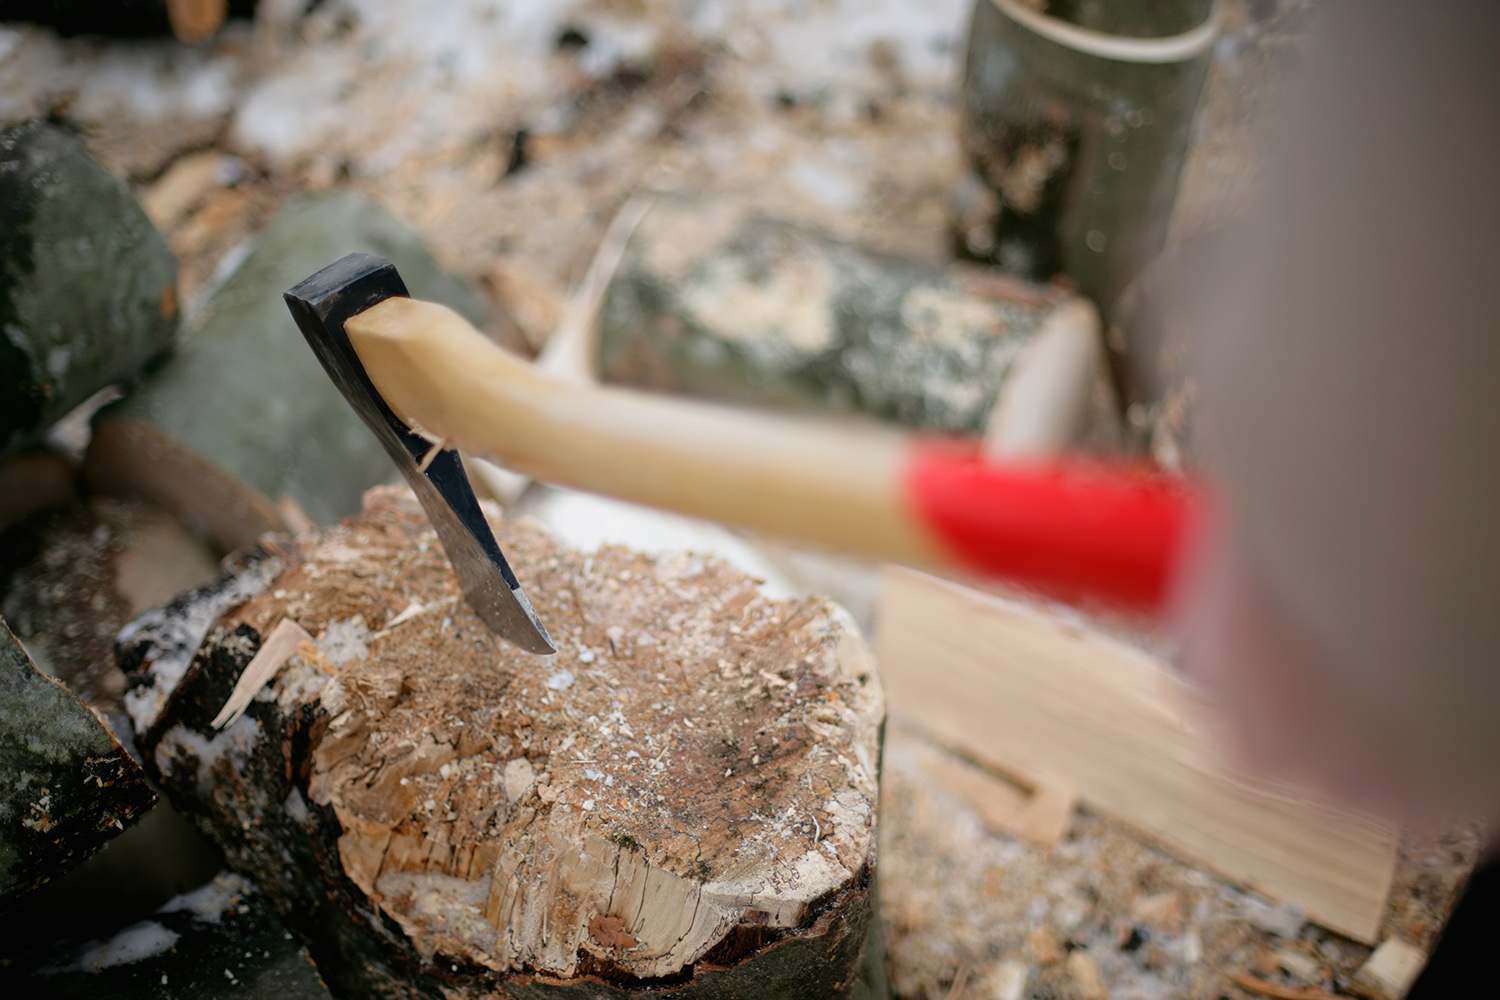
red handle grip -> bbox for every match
[906,445,1204,615]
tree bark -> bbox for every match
[19,871,335,998]
[0,617,156,908]
[135,486,888,998]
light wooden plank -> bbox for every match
[875,566,1398,942]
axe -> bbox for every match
[286,253,1201,655]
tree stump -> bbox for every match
[136,486,888,998]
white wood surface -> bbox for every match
[875,566,1398,942]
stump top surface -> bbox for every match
[222,487,882,979]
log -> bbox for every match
[0,616,156,908]
[0,448,76,532]
[136,486,888,998]
[598,198,1112,439]
[957,0,1217,312]
[0,121,178,459]
[84,192,491,553]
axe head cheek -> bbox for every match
[283,252,555,655]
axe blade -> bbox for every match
[283,252,555,655]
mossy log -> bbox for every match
[0,617,156,908]
[957,0,1216,311]
[0,121,178,459]
[598,198,1067,436]
[135,486,888,998]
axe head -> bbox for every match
[283,252,555,655]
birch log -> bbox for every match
[84,192,489,552]
[597,198,1074,437]
[958,0,1217,311]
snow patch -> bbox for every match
[159,871,255,925]
[72,921,180,971]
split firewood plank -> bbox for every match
[136,486,888,998]
[1349,938,1427,1000]
[874,566,1399,942]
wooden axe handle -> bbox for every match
[347,297,946,568]
[347,297,1200,613]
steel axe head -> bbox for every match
[283,252,555,655]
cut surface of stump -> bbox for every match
[139,486,885,997]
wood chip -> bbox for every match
[1349,937,1427,1000]
[165,0,227,44]
[211,618,314,730]
[1066,949,1107,1000]
[140,152,221,231]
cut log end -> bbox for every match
[140,486,886,996]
